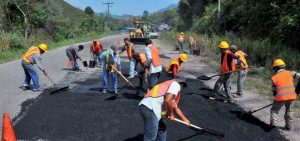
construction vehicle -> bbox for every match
[129,20,149,44]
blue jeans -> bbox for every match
[149,73,159,89]
[102,64,118,92]
[93,53,101,65]
[179,42,184,54]
[237,70,247,95]
[21,60,39,90]
[129,58,137,77]
[66,51,79,70]
[139,105,167,141]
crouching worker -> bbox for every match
[165,53,188,78]
[21,44,48,92]
[139,78,190,141]
[66,45,84,71]
[133,52,147,89]
[100,45,121,94]
[270,59,299,131]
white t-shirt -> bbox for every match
[139,81,181,120]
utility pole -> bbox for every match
[218,0,221,20]
[103,2,113,22]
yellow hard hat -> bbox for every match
[272,59,285,68]
[219,41,229,49]
[179,53,188,62]
[180,32,184,35]
[38,43,48,52]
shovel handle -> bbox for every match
[110,65,137,90]
[46,75,56,86]
[249,103,273,114]
[211,67,251,78]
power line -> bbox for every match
[103,2,113,22]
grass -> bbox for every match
[159,31,300,113]
[0,31,114,64]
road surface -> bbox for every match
[0,34,298,140]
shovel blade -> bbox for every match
[50,86,69,95]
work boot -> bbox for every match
[127,75,135,79]
[102,89,107,94]
[284,125,291,131]
[232,93,241,98]
[33,88,41,92]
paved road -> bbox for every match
[0,34,123,135]
[7,35,289,140]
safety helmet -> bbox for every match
[219,41,229,49]
[272,59,286,68]
[179,53,188,62]
[93,39,97,42]
[38,43,48,52]
[180,32,184,35]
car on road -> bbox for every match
[149,30,158,39]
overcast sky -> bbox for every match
[64,0,179,16]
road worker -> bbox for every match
[139,78,190,141]
[100,45,121,94]
[270,59,299,130]
[189,32,196,55]
[66,45,84,71]
[21,43,48,92]
[144,39,162,89]
[177,32,185,53]
[133,52,148,89]
[119,38,138,78]
[211,41,239,102]
[230,45,249,97]
[165,53,188,78]
[90,39,103,66]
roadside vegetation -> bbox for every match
[0,0,129,63]
[156,0,300,111]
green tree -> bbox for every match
[142,10,149,22]
[84,6,94,17]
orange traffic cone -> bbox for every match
[67,60,72,68]
[1,113,16,141]
[117,36,121,46]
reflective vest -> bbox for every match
[144,80,181,116]
[22,46,40,63]
[272,70,297,101]
[147,44,161,67]
[105,50,117,72]
[178,35,184,42]
[90,42,103,54]
[140,53,147,64]
[221,50,236,73]
[165,59,180,73]
[236,50,248,69]
[126,43,133,58]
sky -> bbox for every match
[64,0,179,16]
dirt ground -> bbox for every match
[12,35,299,141]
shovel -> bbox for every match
[173,118,225,138]
[197,67,250,81]
[242,103,273,116]
[110,65,137,90]
[46,75,69,94]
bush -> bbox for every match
[0,33,27,51]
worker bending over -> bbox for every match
[144,39,162,89]
[90,39,103,66]
[100,45,121,94]
[230,45,249,97]
[212,41,239,102]
[119,38,138,78]
[270,59,299,131]
[66,45,84,71]
[165,53,188,78]
[139,78,190,141]
[133,52,148,89]
[177,32,185,54]
[21,44,48,92]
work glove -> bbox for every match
[43,70,48,76]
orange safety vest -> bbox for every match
[165,59,180,73]
[221,50,236,73]
[140,53,147,64]
[90,42,103,54]
[147,44,161,67]
[22,46,40,63]
[236,50,248,69]
[272,70,297,101]
[126,43,133,58]
[178,35,185,42]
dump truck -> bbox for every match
[129,20,149,44]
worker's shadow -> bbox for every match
[123,133,143,141]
